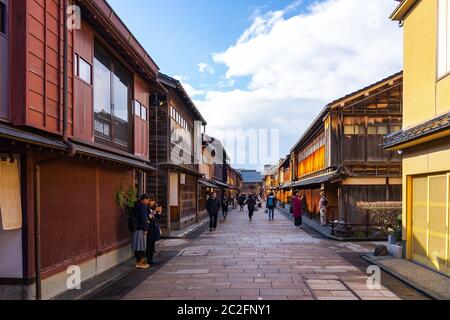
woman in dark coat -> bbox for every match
[146,197,161,266]
[291,191,303,227]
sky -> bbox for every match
[107,0,403,170]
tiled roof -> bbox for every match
[240,170,263,183]
[382,112,450,149]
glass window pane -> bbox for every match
[344,125,354,135]
[113,62,130,147]
[78,57,92,84]
[0,2,5,34]
[141,105,147,121]
[94,47,111,139]
[134,101,141,118]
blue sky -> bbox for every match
[107,0,315,91]
[107,0,403,170]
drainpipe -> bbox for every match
[34,0,76,300]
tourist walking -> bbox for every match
[266,192,277,221]
[222,196,229,219]
[245,195,257,222]
[319,190,329,226]
[206,192,221,232]
[132,194,151,269]
[291,191,303,227]
[146,196,161,266]
[238,194,246,211]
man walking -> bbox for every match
[245,195,257,222]
[266,192,277,221]
[206,192,221,232]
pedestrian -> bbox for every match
[291,191,303,227]
[232,196,237,209]
[239,194,246,212]
[206,192,221,232]
[266,192,277,221]
[132,194,151,269]
[222,196,229,219]
[319,190,329,226]
[146,197,162,266]
[245,195,257,222]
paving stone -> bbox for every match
[121,207,426,301]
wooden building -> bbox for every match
[263,165,278,198]
[147,74,206,234]
[0,0,157,299]
[290,72,403,238]
[384,0,450,276]
[239,170,263,195]
[277,155,293,204]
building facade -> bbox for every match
[290,72,403,238]
[147,74,206,234]
[0,0,156,299]
[385,0,450,276]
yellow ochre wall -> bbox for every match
[403,0,450,129]
[401,0,450,275]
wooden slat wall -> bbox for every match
[73,20,93,142]
[39,159,133,274]
[26,0,74,135]
[147,92,169,228]
[133,75,149,159]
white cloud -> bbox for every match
[197,62,215,75]
[196,0,403,166]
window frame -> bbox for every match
[93,41,132,151]
[74,54,93,85]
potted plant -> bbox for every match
[388,214,402,244]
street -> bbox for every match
[93,207,427,301]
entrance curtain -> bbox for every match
[0,159,22,230]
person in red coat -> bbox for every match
[291,191,303,227]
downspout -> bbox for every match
[34,0,76,300]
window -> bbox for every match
[0,2,5,35]
[94,42,131,149]
[74,54,92,84]
[438,0,450,78]
[134,100,141,118]
[368,125,389,135]
[344,125,365,135]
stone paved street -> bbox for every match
[119,207,427,300]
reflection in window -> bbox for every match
[93,43,130,149]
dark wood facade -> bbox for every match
[289,72,403,238]
[147,74,206,234]
[0,0,158,299]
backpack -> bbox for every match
[127,211,138,232]
[267,197,274,207]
